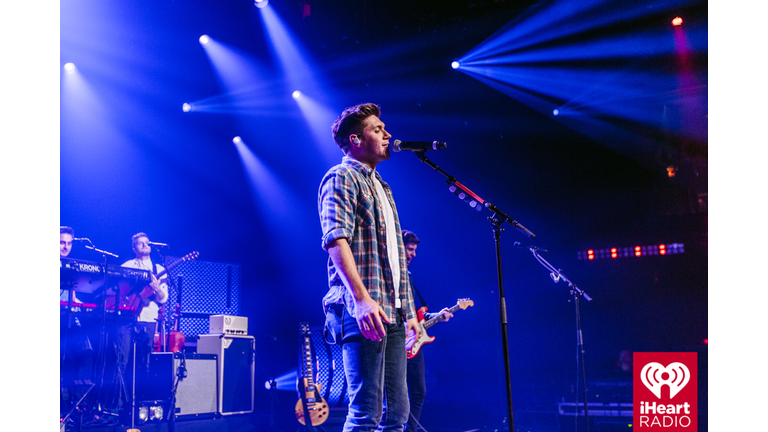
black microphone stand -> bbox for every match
[82,243,120,420]
[522,246,592,431]
[410,150,536,432]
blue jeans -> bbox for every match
[405,350,426,432]
[326,305,410,432]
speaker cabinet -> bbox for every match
[146,352,219,419]
[197,334,255,415]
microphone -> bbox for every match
[148,241,170,248]
[391,139,447,152]
[513,242,547,252]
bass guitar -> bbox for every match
[406,298,474,359]
[295,322,329,427]
[121,251,199,315]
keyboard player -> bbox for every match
[59,226,94,414]
[60,226,80,303]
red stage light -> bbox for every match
[672,16,683,26]
[587,249,595,260]
[659,244,667,255]
[634,246,642,257]
[610,247,618,259]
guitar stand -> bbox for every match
[296,426,327,432]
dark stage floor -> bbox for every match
[59,410,631,432]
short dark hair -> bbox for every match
[331,103,381,153]
[60,226,74,236]
[402,230,420,245]
[131,232,148,249]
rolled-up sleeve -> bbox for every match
[319,167,357,250]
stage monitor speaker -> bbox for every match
[145,352,219,419]
[197,334,255,415]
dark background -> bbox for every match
[59,0,707,430]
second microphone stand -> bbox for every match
[411,150,535,432]
[523,245,592,431]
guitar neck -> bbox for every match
[154,252,198,280]
[423,303,463,330]
[301,330,316,388]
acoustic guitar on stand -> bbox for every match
[295,322,329,427]
[406,298,474,359]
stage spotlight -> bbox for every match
[182,103,192,112]
[255,0,269,8]
[671,16,683,26]
[150,405,164,421]
[553,109,560,116]
[451,60,461,69]
[292,90,302,99]
[64,62,76,73]
[233,136,243,144]
[199,34,210,45]
[138,406,149,423]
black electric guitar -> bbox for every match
[406,298,474,359]
[295,322,329,427]
[121,251,199,315]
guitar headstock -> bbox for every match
[184,251,200,261]
[300,322,311,336]
[457,298,474,310]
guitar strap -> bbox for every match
[409,271,428,309]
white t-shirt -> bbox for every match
[372,174,401,309]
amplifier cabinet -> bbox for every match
[196,334,255,415]
[146,353,218,419]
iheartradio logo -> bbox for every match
[640,362,690,399]
[633,352,698,430]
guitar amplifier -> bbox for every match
[209,315,248,335]
[196,334,255,416]
[145,352,219,419]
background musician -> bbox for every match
[60,226,79,303]
[59,226,94,415]
[402,230,452,432]
[115,232,168,404]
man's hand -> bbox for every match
[406,317,421,346]
[355,296,390,342]
[149,273,162,292]
[438,307,454,322]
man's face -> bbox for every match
[133,236,151,258]
[405,242,418,266]
[355,115,392,168]
[60,233,73,257]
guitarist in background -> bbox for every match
[115,232,169,406]
[402,230,453,432]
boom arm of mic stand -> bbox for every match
[85,245,119,259]
[412,151,536,239]
[529,249,591,301]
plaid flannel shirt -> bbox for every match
[318,156,416,323]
